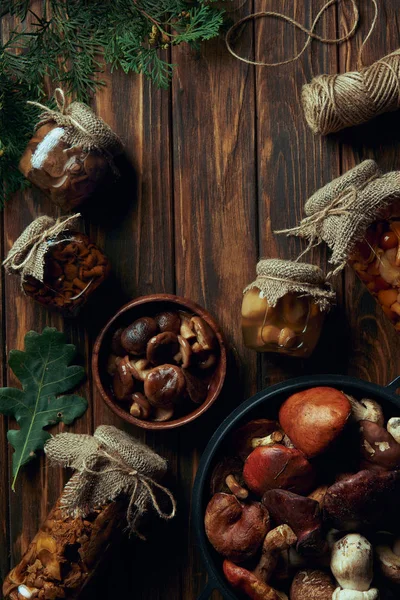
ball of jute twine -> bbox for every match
[226,0,400,135]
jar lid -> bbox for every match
[245,258,335,311]
[282,160,400,273]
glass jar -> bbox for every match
[22,231,110,315]
[348,200,400,333]
[19,123,111,211]
[242,288,325,357]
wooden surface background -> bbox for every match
[1,1,400,598]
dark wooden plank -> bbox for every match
[171,3,258,598]
[254,0,343,387]
[338,1,400,385]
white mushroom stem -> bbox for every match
[251,430,284,448]
[346,395,384,426]
[253,525,297,583]
[333,588,379,599]
[17,586,39,599]
[331,534,373,592]
[387,418,400,444]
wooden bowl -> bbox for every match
[92,294,227,430]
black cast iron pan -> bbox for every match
[192,374,400,600]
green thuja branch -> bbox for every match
[0,0,227,204]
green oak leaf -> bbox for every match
[0,327,87,490]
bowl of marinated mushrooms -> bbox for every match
[193,375,400,600]
[93,294,227,429]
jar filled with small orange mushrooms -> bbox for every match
[349,201,400,331]
[242,260,335,358]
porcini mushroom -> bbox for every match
[262,489,326,556]
[155,311,181,334]
[243,445,316,496]
[121,317,158,355]
[112,355,135,401]
[144,364,186,407]
[146,332,180,365]
[376,537,400,586]
[223,560,288,600]
[204,493,270,562]
[324,469,400,530]
[346,395,384,426]
[290,569,336,600]
[359,420,400,471]
[253,524,297,583]
[232,419,282,460]
[332,589,379,599]
[387,417,400,444]
[279,387,351,458]
[331,534,373,591]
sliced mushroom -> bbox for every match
[146,332,179,365]
[129,393,151,420]
[112,356,135,401]
[144,364,186,406]
[155,311,181,334]
[121,317,158,355]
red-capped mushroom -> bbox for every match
[223,560,287,600]
[359,420,400,471]
[204,493,270,563]
[262,489,326,556]
[121,317,158,355]
[243,445,316,497]
[279,387,351,458]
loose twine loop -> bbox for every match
[28,88,92,139]
[76,447,177,539]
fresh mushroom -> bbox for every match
[112,355,135,401]
[121,317,158,355]
[324,469,400,530]
[146,331,180,365]
[359,420,400,471]
[262,489,326,557]
[331,534,373,591]
[290,569,336,600]
[232,419,282,460]
[375,536,400,586]
[155,311,181,334]
[346,395,384,426]
[332,589,379,599]
[223,561,288,600]
[243,445,316,496]
[129,392,151,419]
[144,364,186,407]
[279,387,352,458]
[387,417,400,444]
[253,524,297,583]
[204,493,270,562]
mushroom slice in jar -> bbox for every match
[155,311,181,334]
[144,364,186,407]
[112,356,135,402]
[146,332,180,366]
[121,317,158,355]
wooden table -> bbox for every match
[1,2,400,598]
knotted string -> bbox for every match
[28,88,92,137]
[79,447,177,538]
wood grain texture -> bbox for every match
[1,1,400,599]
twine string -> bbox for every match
[225,0,360,68]
[2,213,80,273]
[81,448,177,535]
[27,88,93,137]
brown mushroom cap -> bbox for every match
[243,445,316,497]
[359,420,400,471]
[191,316,216,351]
[323,469,400,530]
[155,311,181,334]
[262,489,326,556]
[146,331,180,365]
[183,368,209,405]
[111,327,126,356]
[121,317,158,355]
[205,493,270,562]
[112,356,135,402]
[279,387,352,458]
[290,569,335,600]
[144,364,186,406]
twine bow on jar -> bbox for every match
[44,425,177,537]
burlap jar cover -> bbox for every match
[280,159,400,273]
[244,258,335,312]
[3,214,81,286]
[29,88,123,161]
[44,425,176,533]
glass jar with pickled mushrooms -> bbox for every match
[242,260,335,358]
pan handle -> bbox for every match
[386,376,400,396]
[197,581,216,600]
